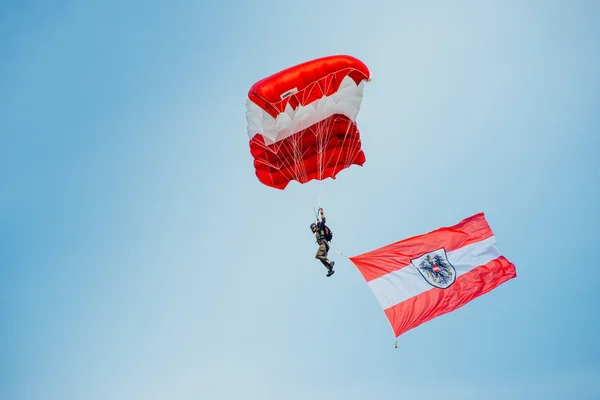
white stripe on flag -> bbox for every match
[367,236,501,310]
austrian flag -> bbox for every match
[349,213,516,339]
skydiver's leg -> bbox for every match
[325,242,335,275]
[316,243,331,267]
[316,243,334,276]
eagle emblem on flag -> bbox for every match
[411,248,456,289]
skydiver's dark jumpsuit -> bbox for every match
[314,217,332,270]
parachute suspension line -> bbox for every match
[247,138,293,188]
[332,117,354,179]
[317,119,328,210]
[290,125,304,184]
[318,191,322,212]
[312,111,330,211]
[312,205,319,222]
[313,69,343,208]
[281,115,309,191]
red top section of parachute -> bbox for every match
[248,55,371,118]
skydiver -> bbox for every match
[311,207,335,277]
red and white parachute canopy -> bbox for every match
[246,55,371,190]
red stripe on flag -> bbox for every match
[349,213,493,282]
[383,256,516,338]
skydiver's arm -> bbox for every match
[319,208,326,224]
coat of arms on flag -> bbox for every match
[411,249,456,289]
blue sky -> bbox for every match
[1,0,599,399]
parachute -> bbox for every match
[245,55,371,190]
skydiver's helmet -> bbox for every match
[310,223,317,232]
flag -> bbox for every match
[349,212,516,339]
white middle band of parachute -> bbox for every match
[246,74,367,145]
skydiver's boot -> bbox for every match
[326,261,335,277]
